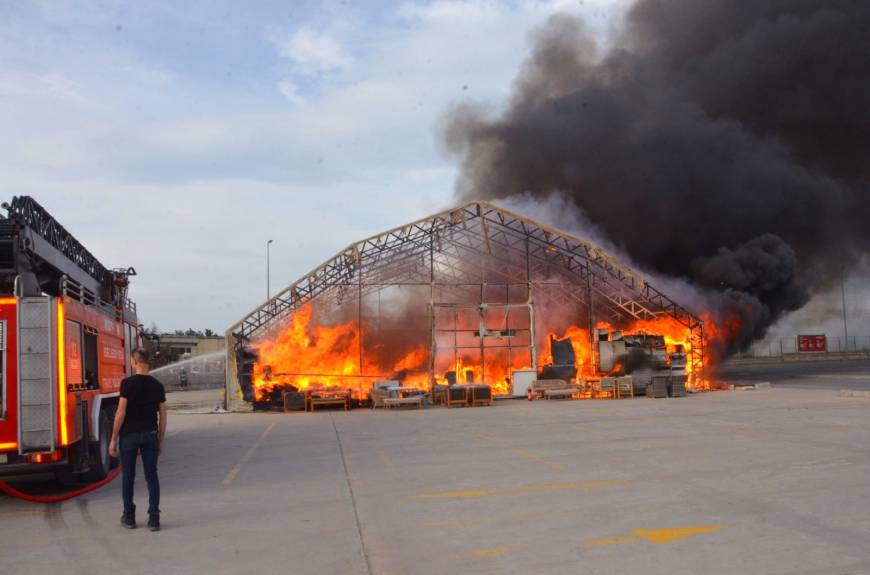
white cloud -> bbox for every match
[278,26,353,74]
[0,0,632,330]
[397,0,504,23]
[277,79,305,104]
[0,72,85,103]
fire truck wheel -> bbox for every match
[86,409,116,481]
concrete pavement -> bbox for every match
[2,387,870,575]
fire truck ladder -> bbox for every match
[0,197,136,452]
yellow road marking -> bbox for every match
[426,509,571,528]
[414,479,631,499]
[417,490,488,499]
[372,442,393,467]
[498,480,632,494]
[582,525,727,547]
[222,422,276,486]
[466,546,512,558]
[634,525,726,544]
[424,499,670,529]
[421,501,672,529]
[584,535,639,547]
[473,431,563,470]
[510,447,563,470]
[223,466,242,485]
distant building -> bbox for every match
[150,336,227,390]
[157,334,225,360]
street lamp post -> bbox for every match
[267,239,274,302]
[841,268,849,352]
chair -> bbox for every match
[617,376,634,399]
[282,390,307,412]
[431,384,449,405]
[596,377,617,399]
[370,387,389,409]
[446,385,469,408]
[469,384,492,406]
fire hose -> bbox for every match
[0,467,121,504]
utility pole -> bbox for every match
[267,239,274,302]
[841,268,849,351]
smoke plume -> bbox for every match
[445,0,870,357]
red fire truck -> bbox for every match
[0,197,139,480]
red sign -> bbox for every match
[798,335,827,352]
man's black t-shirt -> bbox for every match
[120,374,166,436]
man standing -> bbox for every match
[109,348,167,531]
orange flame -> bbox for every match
[252,304,429,399]
[252,301,726,400]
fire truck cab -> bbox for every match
[0,197,138,480]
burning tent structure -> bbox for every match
[224,201,704,410]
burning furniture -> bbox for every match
[370,387,389,409]
[468,384,493,407]
[384,393,423,409]
[595,377,618,399]
[308,389,351,412]
[617,376,635,398]
[446,386,469,407]
[225,201,705,411]
[383,384,424,409]
[531,379,581,400]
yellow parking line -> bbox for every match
[497,480,632,494]
[510,447,563,470]
[465,546,513,558]
[473,431,563,470]
[634,525,726,544]
[222,422,276,486]
[416,490,488,499]
[414,479,631,500]
[372,442,393,467]
[582,525,727,547]
[584,535,639,547]
[424,500,673,529]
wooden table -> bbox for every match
[306,389,351,412]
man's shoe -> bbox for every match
[147,514,160,532]
[121,515,136,529]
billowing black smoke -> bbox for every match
[445,0,870,358]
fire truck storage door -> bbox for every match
[17,296,55,453]
[124,323,133,377]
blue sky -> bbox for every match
[0,0,628,331]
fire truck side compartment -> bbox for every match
[17,297,56,453]
[0,197,137,478]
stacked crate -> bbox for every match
[669,375,687,397]
[647,376,669,398]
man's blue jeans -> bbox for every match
[120,430,160,517]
